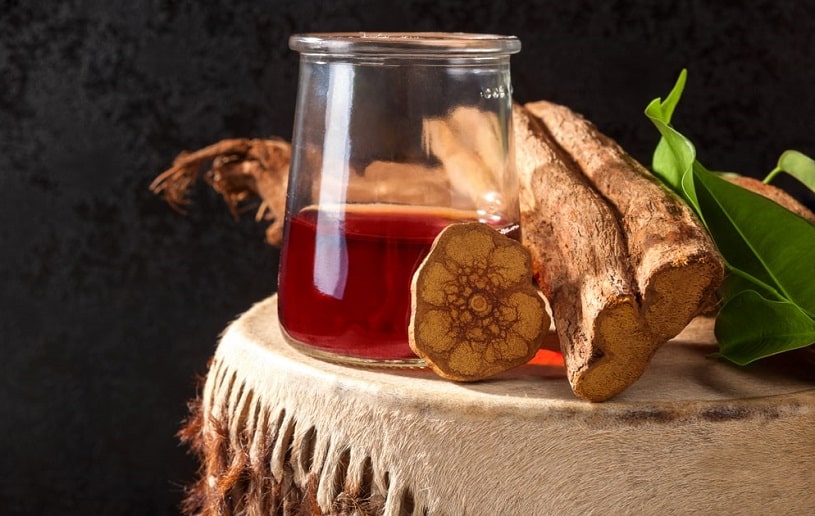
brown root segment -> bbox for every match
[150,138,291,245]
[513,105,653,401]
[409,222,550,382]
[725,175,815,224]
[525,101,725,344]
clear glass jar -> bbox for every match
[278,32,522,366]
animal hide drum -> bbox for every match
[181,295,815,515]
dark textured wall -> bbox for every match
[2,1,813,514]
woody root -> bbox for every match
[151,101,811,402]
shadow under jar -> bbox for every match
[278,32,522,367]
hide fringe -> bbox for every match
[178,358,408,516]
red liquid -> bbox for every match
[278,204,518,361]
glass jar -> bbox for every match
[278,32,522,366]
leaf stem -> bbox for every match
[763,166,782,184]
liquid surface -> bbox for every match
[278,204,518,360]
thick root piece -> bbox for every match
[514,105,653,401]
[150,138,291,245]
[421,106,505,209]
[409,222,550,382]
[525,100,725,343]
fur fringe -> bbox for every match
[178,357,410,516]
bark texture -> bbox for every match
[525,100,725,343]
[514,105,653,401]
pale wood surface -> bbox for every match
[201,295,815,515]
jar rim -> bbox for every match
[289,32,521,56]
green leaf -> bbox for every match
[645,76,701,215]
[716,290,815,365]
[693,167,815,317]
[648,119,696,201]
[764,149,815,194]
[644,70,815,364]
[659,68,687,123]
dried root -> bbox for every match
[150,138,291,245]
[154,103,810,401]
[525,100,725,343]
[724,175,815,224]
[514,105,653,401]
[409,222,550,381]
[422,106,505,208]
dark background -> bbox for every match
[2,1,813,514]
